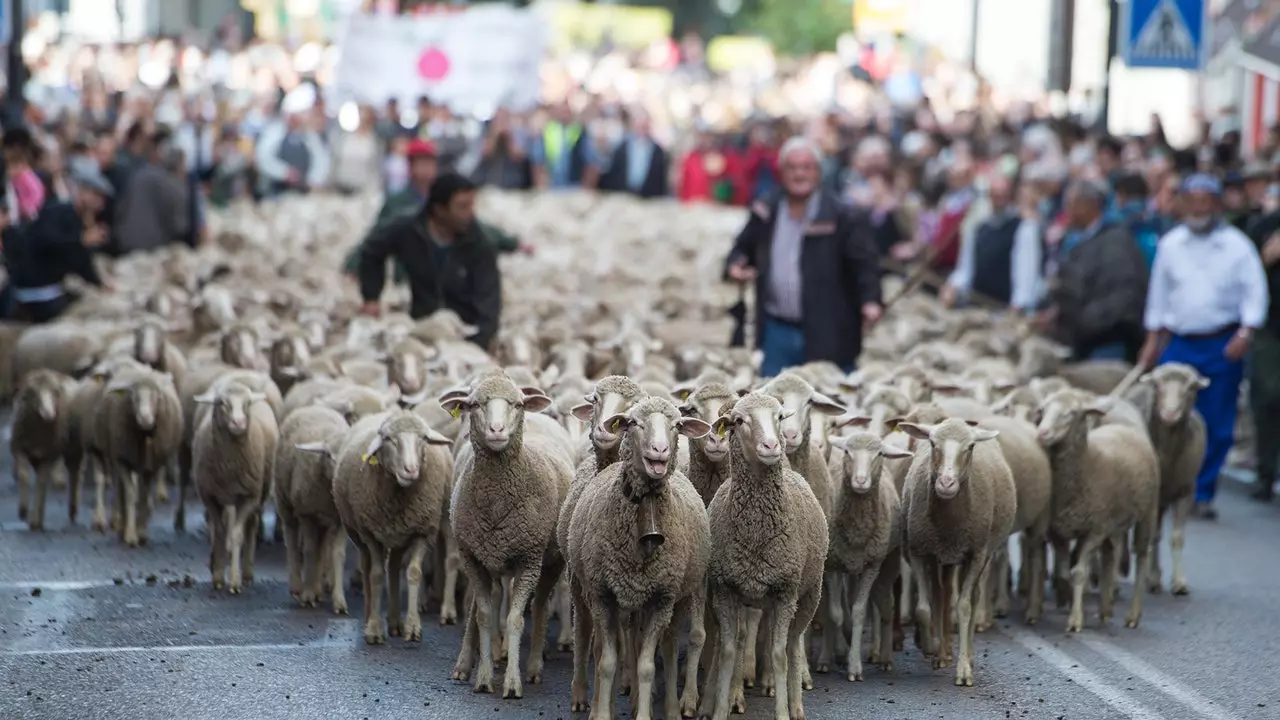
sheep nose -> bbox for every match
[489,420,505,434]
[760,438,780,453]
[648,440,669,456]
[782,429,798,441]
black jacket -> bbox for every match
[723,190,882,368]
[599,138,669,199]
[1246,211,1280,336]
[358,214,501,350]
[3,201,103,291]
[1054,223,1148,358]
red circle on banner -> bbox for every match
[417,47,450,81]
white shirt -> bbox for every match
[947,211,1043,311]
[1143,223,1270,335]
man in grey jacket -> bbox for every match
[113,145,190,254]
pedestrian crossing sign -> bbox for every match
[1123,0,1206,70]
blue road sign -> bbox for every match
[1122,0,1206,70]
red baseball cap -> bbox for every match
[406,138,437,158]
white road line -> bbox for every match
[2,641,352,657]
[1075,634,1239,720]
[0,580,124,591]
[1004,626,1166,720]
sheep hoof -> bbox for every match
[364,619,386,644]
[27,519,43,532]
[155,485,169,503]
[332,599,349,616]
[801,674,813,691]
[847,670,863,682]
[212,579,225,591]
[974,622,990,634]
[1171,582,1189,596]
[876,661,893,673]
[570,699,589,712]
[1025,614,1039,626]
[472,678,494,694]
[501,678,522,699]
[1065,619,1083,633]
[993,607,1008,619]
[1148,582,1164,595]
[932,657,949,670]
[404,623,422,643]
[763,686,776,698]
[954,673,974,687]
[388,621,403,638]
[524,669,541,684]
[743,678,755,689]
[556,641,572,652]
[814,663,829,674]
[451,667,471,682]
[1124,615,1141,629]
[18,506,28,521]
[438,611,457,626]
[730,693,747,713]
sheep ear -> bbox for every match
[294,441,331,459]
[603,413,632,433]
[778,408,796,421]
[827,435,849,452]
[930,382,967,397]
[104,380,131,395]
[971,428,1000,442]
[991,379,1017,392]
[423,427,453,446]
[670,383,696,402]
[834,415,872,429]
[896,422,934,440]
[1052,345,1074,360]
[735,387,751,397]
[193,392,217,404]
[594,338,619,351]
[990,392,1013,413]
[710,415,732,438]
[1193,375,1210,390]
[964,419,981,427]
[439,397,469,419]
[521,393,554,414]
[675,417,712,439]
[276,366,301,378]
[810,392,847,416]
[570,402,594,422]
[520,386,546,398]
[247,392,267,404]
[458,322,479,337]
[648,338,663,353]
[364,434,384,459]
[880,444,915,459]
[884,416,906,433]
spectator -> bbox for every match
[677,130,717,203]
[107,122,150,207]
[742,123,780,202]
[530,101,598,190]
[1047,179,1149,362]
[599,110,669,199]
[1095,135,1123,187]
[941,173,1042,314]
[254,87,330,198]
[115,144,190,254]
[1138,174,1270,519]
[376,97,404,152]
[2,128,48,224]
[1110,172,1162,268]
[383,135,410,195]
[358,173,501,349]
[208,126,252,207]
[3,164,112,323]
[851,170,905,257]
[472,108,530,190]
[330,105,383,195]
[723,136,882,377]
[1246,199,1280,503]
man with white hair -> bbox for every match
[255,84,330,198]
[724,136,882,377]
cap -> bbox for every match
[70,162,115,197]
[1223,171,1244,188]
[406,138,437,159]
[1181,173,1222,196]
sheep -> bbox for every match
[219,321,267,370]
[192,381,279,593]
[1034,389,1159,632]
[11,370,73,529]
[1135,363,1208,596]
[990,386,1042,423]
[275,406,352,613]
[331,409,453,642]
[676,382,739,505]
[1016,336,1133,394]
[824,427,912,682]
[268,327,313,396]
[898,418,1016,687]
[281,376,346,420]
[496,329,543,369]
[131,315,187,384]
[317,385,401,425]
[382,337,434,396]
[974,415,1052,628]
[93,367,185,547]
[443,374,573,698]
[567,396,712,720]
[702,391,828,720]
[12,324,102,383]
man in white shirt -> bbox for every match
[1139,174,1271,519]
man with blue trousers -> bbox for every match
[1139,174,1271,520]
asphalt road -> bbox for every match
[1,460,1277,720]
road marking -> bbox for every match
[1004,626,1165,720]
[1075,634,1238,720]
[2,640,353,657]
[0,580,124,591]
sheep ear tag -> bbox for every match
[361,454,380,466]
[449,406,461,419]
[611,417,621,433]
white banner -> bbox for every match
[334,6,547,116]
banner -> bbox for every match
[333,6,547,115]
[853,0,912,39]
[546,2,672,52]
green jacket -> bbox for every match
[343,189,519,281]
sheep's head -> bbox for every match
[828,427,913,494]
[320,386,400,425]
[990,387,1041,423]
[569,375,644,451]
[383,341,430,395]
[1034,389,1107,447]
[107,370,174,434]
[711,392,789,468]
[604,396,710,486]
[597,329,661,376]
[1140,363,1208,426]
[897,418,999,500]
[20,370,68,423]
[676,383,742,462]
[498,331,541,368]
[955,374,1018,405]
[441,374,553,453]
[132,317,168,367]
[220,324,263,369]
[195,382,267,438]
[857,385,913,439]
[270,331,312,380]
[361,411,451,487]
[296,309,330,352]
[1028,376,1071,401]
[762,372,846,454]
[1016,338,1072,382]
[887,364,933,403]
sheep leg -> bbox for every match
[799,626,814,691]
[1067,535,1103,633]
[362,539,388,644]
[994,543,1012,619]
[30,461,52,531]
[154,465,169,504]
[1051,536,1072,608]
[242,502,260,584]
[936,564,955,669]
[1025,534,1046,626]
[816,571,840,673]
[226,502,254,593]
[954,553,987,687]
[974,558,993,633]
[1169,495,1192,596]
[450,589,479,682]
[741,607,761,690]
[110,464,124,535]
[617,620,636,697]
[696,604,720,719]
[1016,533,1031,598]
[679,590,707,718]
[502,563,543,699]
[13,452,29,521]
[554,575,574,651]
[768,593,800,720]
[661,619,682,720]
[206,503,227,590]
[66,454,82,525]
[846,566,880,682]
[386,548,405,638]
[873,584,895,672]
[910,556,937,657]
[174,444,191,532]
[90,455,109,532]
[891,576,904,651]
[1126,510,1157,629]
[460,557,497,692]
[439,522,461,625]
[525,561,559,685]
[1147,509,1166,593]
[569,577,592,712]
[634,599,674,720]
[709,595,739,720]
[121,471,141,547]
[899,556,914,630]
[588,602,620,720]
[281,506,303,601]
[402,537,428,642]
[135,471,156,545]
[1098,538,1120,625]
[356,538,373,623]
[327,527,349,615]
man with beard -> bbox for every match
[1139,174,1271,519]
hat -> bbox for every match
[69,161,114,197]
[406,138,437,159]
[280,83,317,115]
[1181,173,1222,196]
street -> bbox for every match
[0,466,1276,720]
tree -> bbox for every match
[740,0,849,56]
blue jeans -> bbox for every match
[1088,342,1128,361]
[759,317,854,378]
[1161,331,1244,503]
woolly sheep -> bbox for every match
[898,418,1016,686]
[1034,390,1159,632]
[93,367,185,547]
[675,382,739,505]
[268,326,313,395]
[317,385,401,425]
[281,376,346,420]
[192,381,279,593]
[13,324,103,383]
[567,396,712,720]
[1136,363,1208,596]
[382,337,434,396]
[990,386,1042,423]
[219,321,267,370]
[443,374,573,698]
[11,370,74,529]
[702,392,828,720]
[275,406,352,612]
[332,409,454,642]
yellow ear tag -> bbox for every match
[449,406,461,419]
[680,391,691,400]
[611,418,621,433]
[362,454,379,466]
[716,424,727,438]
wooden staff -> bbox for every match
[1108,361,1148,399]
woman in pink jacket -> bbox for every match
[3,128,47,224]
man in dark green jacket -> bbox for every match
[344,139,529,281]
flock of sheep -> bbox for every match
[2,190,1210,720]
